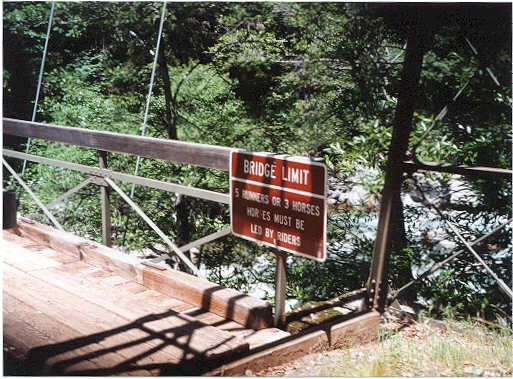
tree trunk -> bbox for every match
[153,14,188,264]
[158,42,177,140]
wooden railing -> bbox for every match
[3,118,235,276]
[4,118,232,170]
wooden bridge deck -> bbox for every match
[2,222,284,376]
[3,218,380,376]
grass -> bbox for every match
[320,317,512,377]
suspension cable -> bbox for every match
[464,37,501,87]
[405,176,513,300]
[22,1,56,177]
[411,75,473,161]
[130,1,167,199]
[464,36,513,109]
[410,34,511,164]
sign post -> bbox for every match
[273,249,287,326]
[230,150,327,323]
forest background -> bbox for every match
[3,2,512,325]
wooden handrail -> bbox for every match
[3,118,231,171]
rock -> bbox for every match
[463,366,482,376]
[388,299,417,321]
[331,190,341,199]
[345,191,362,206]
[402,194,417,207]
[435,239,457,251]
[422,229,448,244]
[410,192,424,203]
[337,192,348,202]
[449,179,479,206]
[424,318,447,331]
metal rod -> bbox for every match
[22,1,56,176]
[131,1,167,198]
[145,228,231,269]
[178,227,231,253]
[274,249,287,327]
[411,77,472,156]
[2,158,63,231]
[403,161,512,178]
[99,151,112,247]
[103,177,200,276]
[412,179,513,300]
[46,177,94,208]
[391,218,513,301]
[3,149,230,204]
[445,220,513,299]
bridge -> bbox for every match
[3,12,511,374]
[2,118,379,375]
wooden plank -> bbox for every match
[3,263,183,368]
[2,239,62,271]
[17,219,145,283]
[2,228,22,241]
[80,243,145,283]
[243,328,292,350]
[181,309,256,340]
[184,308,289,349]
[4,228,79,264]
[17,220,83,258]
[118,280,149,295]
[4,263,248,366]
[143,266,273,330]
[3,313,101,375]
[206,311,380,376]
[3,118,231,171]
[28,262,248,360]
[16,218,274,330]
[3,293,151,376]
[30,261,195,321]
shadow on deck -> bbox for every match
[3,219,379,376]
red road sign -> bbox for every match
[230,151,327,261]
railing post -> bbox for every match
[98,151,112,247]
[274,249,287,327]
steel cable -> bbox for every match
[130,1,167,199]
[22,1,55,177]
